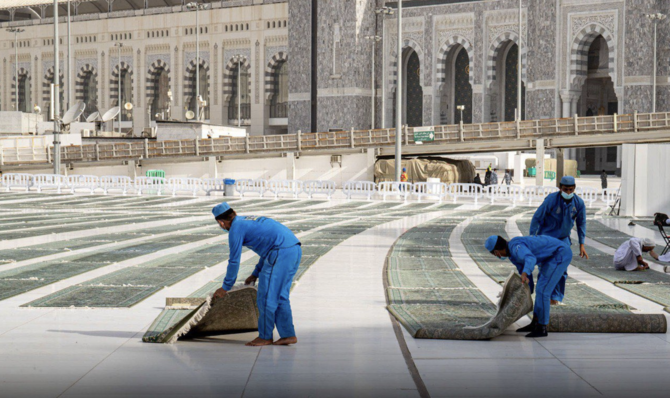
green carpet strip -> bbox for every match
[386,217,498,338]
[518,216,670,313]
[0,224,216,301]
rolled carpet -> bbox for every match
[143,286,258,344]
[548,312,667,333]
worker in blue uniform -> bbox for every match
[485,234,572,338]
[211,202,302,347]
[529,175,588,308]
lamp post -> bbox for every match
[114,42,123,134]
[457,105,465,124]
[517,0,523,121]
[392,3,403,181]
[53,0,61,175]
[7,28,25,112]
[646,13,666,113]
[375,6,394,130]
[67,0,72,110]
[186,2,208,121]
[232,54,243,127]
[365,35,381,130]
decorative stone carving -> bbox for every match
[571,13,616,38]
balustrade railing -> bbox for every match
[2,111,668,165]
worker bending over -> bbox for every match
[614,237,658,271]
[529,176,588,305]
[485,235,572,338]
[212,203,302,347]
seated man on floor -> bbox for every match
[654,213,670,227]
[613,237,658,272]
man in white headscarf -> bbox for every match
[613,237,658,271]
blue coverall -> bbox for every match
[529,191,586,301]
[508,236,572,325]
[222,216,302,340]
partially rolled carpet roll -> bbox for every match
[547,313,667,334]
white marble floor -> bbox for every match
[1,203,670,398]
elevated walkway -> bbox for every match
[2,111,670,170]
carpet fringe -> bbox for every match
[165,295,213,344]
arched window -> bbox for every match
[18,74,31,113]
[82,72,98,119]
[188,64,209,120]
[228,63,250,123]
[270,61,288,118]
[150,68,170,121]
[119,69,132,121]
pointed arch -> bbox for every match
[388,38,425,93]
[42,66,64,112]
[570,23,616,88]
[265,51,288,101]
[145,59,170,111]
[436,35,474,89]
[222,55,251,104]
[12,67,31,112]
[486,31,527,89]
[110,61,133,105]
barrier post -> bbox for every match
[95,143,100,161]
[144,138,149,158]
[245,135,250,154]
[297,130,302,152]
[195,139,200,156]
[350,127,355,149]
[574,114,579,135]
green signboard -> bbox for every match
[413,127,435,143]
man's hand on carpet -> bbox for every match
[245,275,258,286]
[520,273,529,285]
[579,244,589,259]
[212,288,228,300]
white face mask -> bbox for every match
[561,191,574,200]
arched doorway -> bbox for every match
[439,45,472,125]
[405,50,423,127]
[575,35,619,174]
[502,43,525,122]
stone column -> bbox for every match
[555,148,564,188]
[535,138,545,186]
[560,90,579,118]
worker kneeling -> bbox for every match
[212,203,302,347]
[485,235,572,338]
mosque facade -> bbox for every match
[0,0,667,173]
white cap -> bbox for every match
[642,237,655,247]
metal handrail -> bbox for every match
[2,111,668,165]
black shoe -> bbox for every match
[525,324,548,338]
[516,317,537,333]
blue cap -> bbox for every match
[212,202,231,218]
[403,168,407,172]
[485,235,498,252]
[560,176,576,186]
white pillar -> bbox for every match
[514,152,525,187]
[535,138,545,186]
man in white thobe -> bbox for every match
[613,237,658,271]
